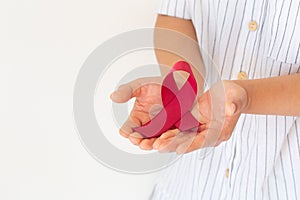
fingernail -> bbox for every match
[160,133,168,139]
[131,132,143,139]
[110,92,114,99]
[176,151,184,155]
[159,148,170,153]
[176,148,184,155]
[153,141,160,149]
[231,103,236,115]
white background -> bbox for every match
[0,0,161,199]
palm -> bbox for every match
[130,83,162,127]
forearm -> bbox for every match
[154,15,205,93]
[234,73,300,116]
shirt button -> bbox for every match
[225,168,229,179]
[238,71,248,80]
[248,21,258,31]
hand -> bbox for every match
[152,80,248,154]
[110,77,163,150]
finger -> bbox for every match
[110,77,162,103]
[214,140,223,147]
[119,118,140,138]
[218,114,240,141]
[176,131,207,154]
[153,129,179,149]
[128,132,144,145]
[225,102,237,116]
[110,84,140,103]
[176,127,224,154]
[158,132,193,153]
[160,129,180,139]
[205,117,224,143]
[197,123,207,133]
[139,138,157,150]
[157,137,179,153]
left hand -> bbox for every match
[152,80,249,154]
[110,77,163,150]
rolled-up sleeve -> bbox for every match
[156,0,192,20]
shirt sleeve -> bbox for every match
[156,0,192,20]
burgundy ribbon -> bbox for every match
[133,61,201,138]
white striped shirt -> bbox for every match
[150,0,300,199]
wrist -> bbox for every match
[227,80,252,114]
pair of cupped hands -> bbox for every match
[110,76,248,154]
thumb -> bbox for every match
[110,84,139,103]
[110,77,162,103]
[225,102,237,116]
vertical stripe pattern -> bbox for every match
[151,0,300,199]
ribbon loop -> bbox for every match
[133,61,200,138]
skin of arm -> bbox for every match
[234,73,300,116]
[154,14,205,93]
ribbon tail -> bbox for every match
[174,111,200,131]
[133,108,173,138]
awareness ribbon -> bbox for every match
[133,61,201,138]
